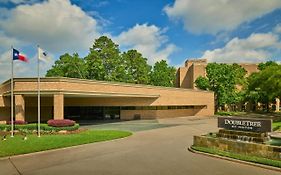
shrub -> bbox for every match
[7,120,27,125]
[0,123,79,133]
[0,124,9,131]
[15,123,37,131]
[43,124,80,131]
[47,119,76,127]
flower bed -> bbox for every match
[47,119,75,127]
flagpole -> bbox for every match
[37,45,41,137]
[11,46,14,137]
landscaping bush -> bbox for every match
[47,119,76,127]
[7,120,27,125]
[15,123,37,131]
[43,123,80,131]
[0,123,80,133]
[0,124,9,131]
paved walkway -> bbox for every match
[0,116,280,175]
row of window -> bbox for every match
[120,105,206,110]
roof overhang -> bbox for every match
[2,90,160,98]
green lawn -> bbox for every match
[191,146,281,168]
[0,130,132,157]
[273,121,281,131]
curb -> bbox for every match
[188,146,281,172]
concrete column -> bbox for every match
[276,98,280,112]
[15,95,25,121]
[53,94,64,120]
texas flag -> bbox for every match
[13,48,28,62]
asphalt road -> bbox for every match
[0,116,280,175]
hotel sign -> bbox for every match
[218,117,272,132]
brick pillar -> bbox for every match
[53,94,64,120]
[276,98,280,112]
[15,95,25,121]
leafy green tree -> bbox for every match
[122,50,151,84]
[195,63,246,111]
[195,76,209,90]
[46,53,86,78]
[85,36,126,82]
[258,61,278,70]
[246,64,281,111]
[46,36,178,88]
[150,60,176,87]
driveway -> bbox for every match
[0,116,279,175]
[80,119,181,132]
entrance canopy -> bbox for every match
[0,77,214,122]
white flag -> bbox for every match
[38,47,49,62]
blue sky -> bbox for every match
[0,0,281,81]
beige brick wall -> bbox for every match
[239,64,259,76]
[120,107,213,120]
[192,64,207,89]
[120,110,158,120]
[176,67,189,88]
[0,96,10,107]
[176,60,259,90]
[54,94,64,120]
[177,63,206,89]
[10,79,213,107]
[15,95,25,121]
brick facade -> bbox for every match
[0,77,215,122]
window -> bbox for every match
[121,105,205,111]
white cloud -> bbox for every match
[201,33,281,63]
[0,48,55,82]
[164,0,281,34]
[0,0,101,82]
[0,0,41,4]
[0,0,100,53]
[0,32,22,49]
[0,1,178,82]
[115,24,177,64]
[0,50,31,82]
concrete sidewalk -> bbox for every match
[1,117,279,175]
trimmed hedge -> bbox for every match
[0,123,79,133]
[47,119,75,127]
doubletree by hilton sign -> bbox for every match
[218,117,272,132]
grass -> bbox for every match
[0,130,132,157]
[191,146,281,168]
[273,121,281,131]
[272,121,281,131]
